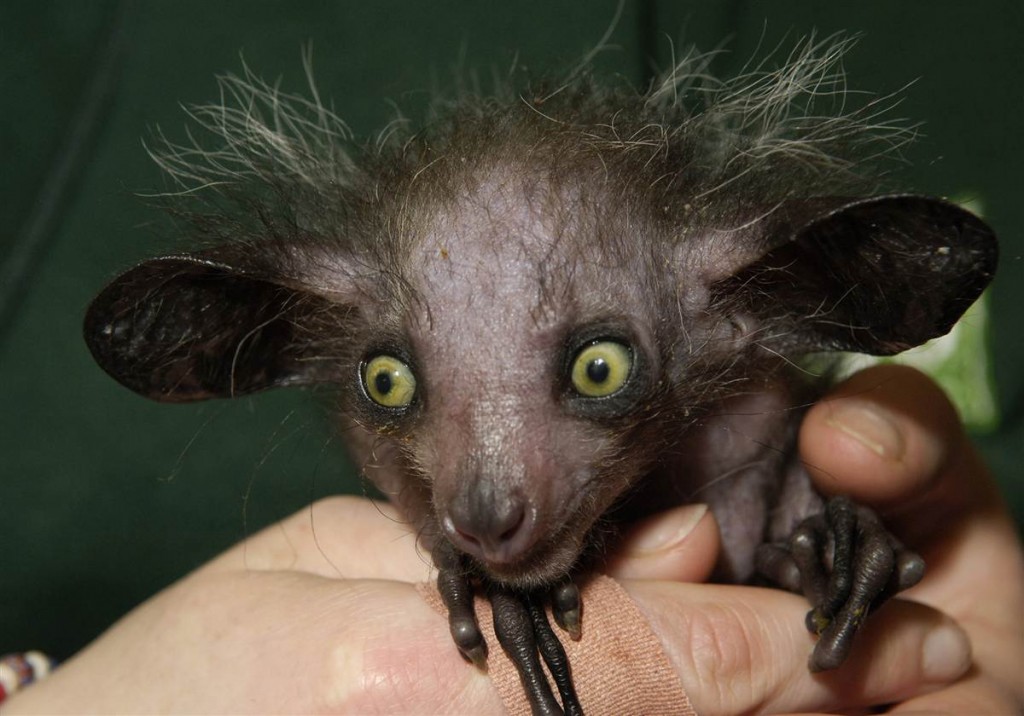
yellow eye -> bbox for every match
[571,341,632,398]
[363,355,417,408]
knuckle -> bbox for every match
[674,596,785,713]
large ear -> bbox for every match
[84,254,351,402]
[710,195,998,355]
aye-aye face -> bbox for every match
[349,168,703,588]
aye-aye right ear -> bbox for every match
[710,194,998,356]
[84,253,350,403]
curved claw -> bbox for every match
[435,543,488,670]
[552,580,582,640]
[451,614,489,670]
[757,495,925,672]
[808,605,869,672]
[895,549,925,590]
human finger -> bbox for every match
[886,671,1020,714]
[801,366,1024,706]
[602,503,721,582]
[627,581,972,716]
[799,364,1003,540]
[800,364,965,506]
[201,495,432,581]
[4,574,503,714]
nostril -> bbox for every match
[497,505,526,543]
[454,524,481,546]
[443,496,534,564]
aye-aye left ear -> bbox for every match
[708,194,998,356]
[84,252,350,403]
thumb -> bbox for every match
[602,504,721,581]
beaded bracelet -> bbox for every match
[0,652,55,704]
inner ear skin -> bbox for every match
[706,195,998,357]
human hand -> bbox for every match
[614,365,1023,714]
[801,365,1023,713]
[3,494,973,716]
[4,496,499,714]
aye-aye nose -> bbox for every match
[443,485,535,565]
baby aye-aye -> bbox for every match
[84,38,997,715]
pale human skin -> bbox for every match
[6,366,1023,714]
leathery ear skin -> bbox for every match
[709,195,998,356]
[84,254,346,402]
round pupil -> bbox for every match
[586,358,610,384]
[374,371,393,395]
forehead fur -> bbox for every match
[146,35,909,298]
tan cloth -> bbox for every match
[418,575,697,715]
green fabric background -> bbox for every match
[2,0,1021,659]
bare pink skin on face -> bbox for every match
[391,170,659,586]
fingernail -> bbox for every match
[630,504,708,555]
[825,400,905,459]
[921,620,972,682]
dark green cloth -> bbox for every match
[3,0,1021,659]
